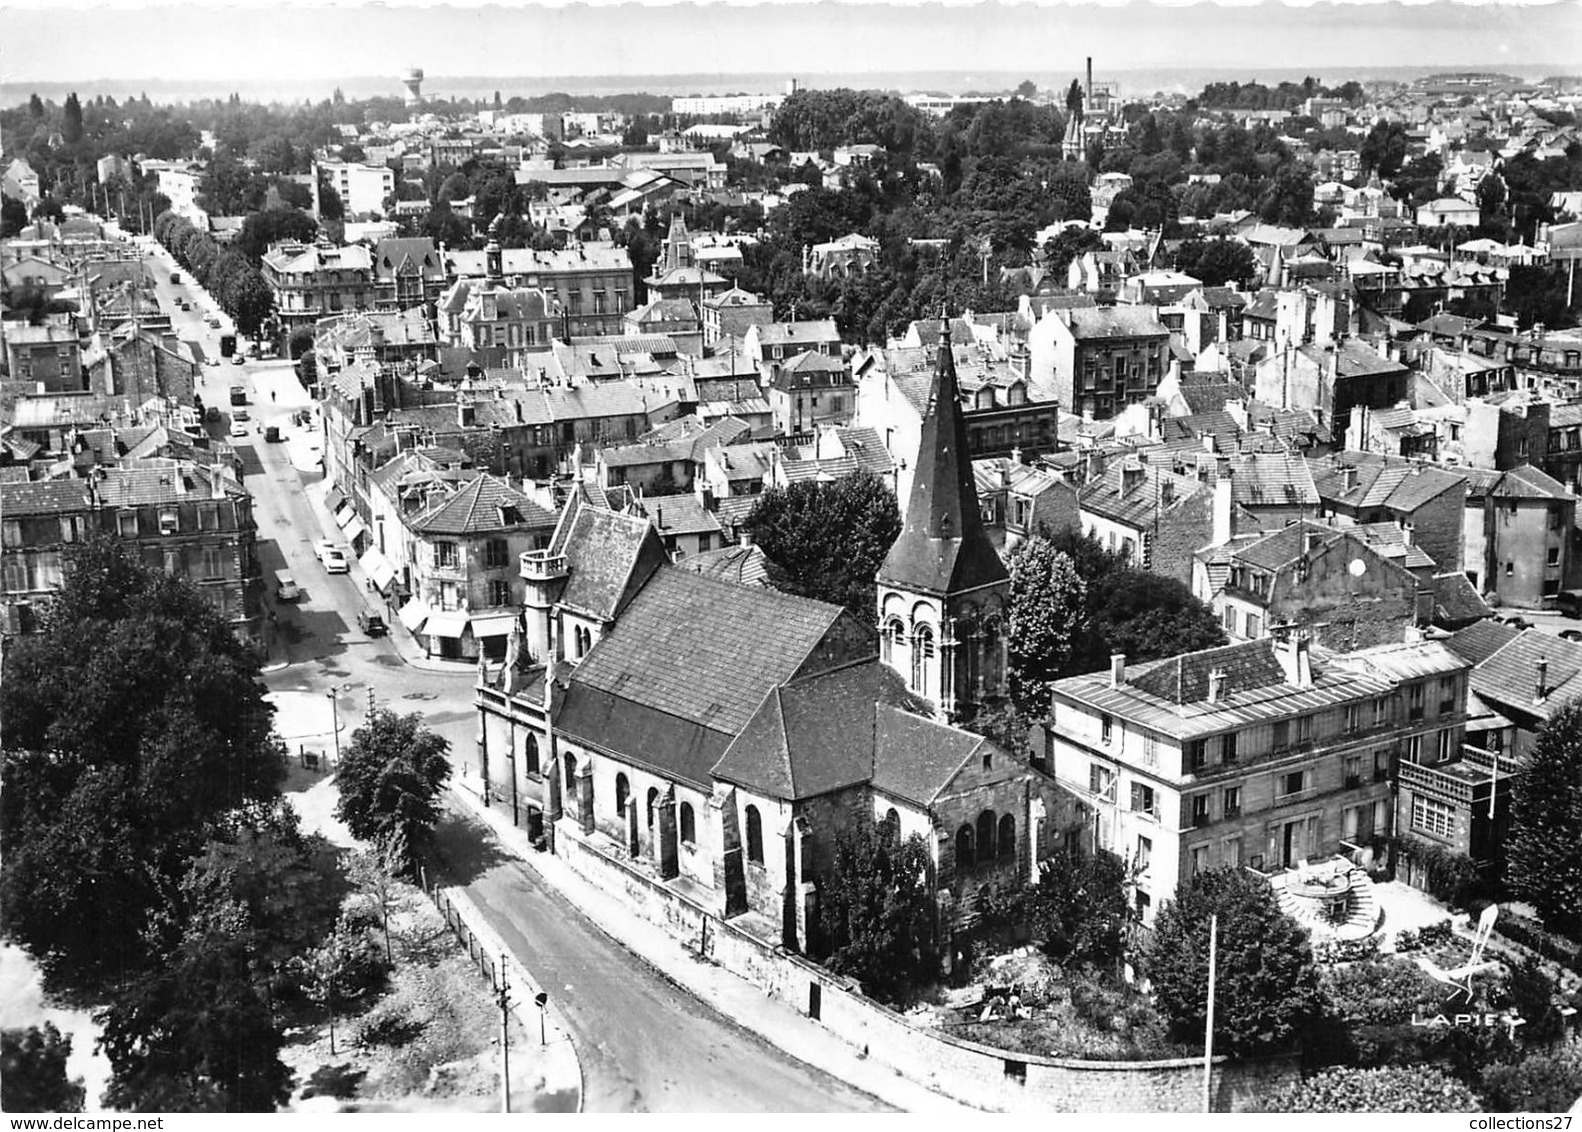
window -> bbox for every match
[1185,738,1207,771]
[1411,794,1456,840]
[1191,844,1210,875]
[524,734,539,775]
[0,521,19,548]
[1549,547,1562,567]
[910,624,934,690]
[1278,770,1306,798]
[997,814,1015,859]
[679,802,696,845]
[1089,763,1114,798]
[881,618,904,664]
[1142,733,1158,767]
[745,805,764,864]
[976,811,996,860]
[1551,506,1565,531]
[1345,704,1361,733]
[1272,720,1290,750]
[1222,732,1238,763]
[1245,612,1263,638]
[1100,713,1113,745]
[1374,696,1389,726]
[435,541,458,568]
[1222,837,1242,868]
[485,538,509,567]
[956,824,975,869]
[1295,714,1313,744]
[563,753,577,791]
[1408,683,1425,721]
[1223,785,1241,817]
[1505,561,1514,578]
[1439,678,1457,713]
[1130,782,1156,816]
[201,547,223,579]
[1135,835,1153,872]
[881,808,900,842]
[615,773,630,817]
[1406,734,1423,763]
[1191,794,1210,826]
[1344,755,1363,787]
[1437,729,1454,763]
[1221,604,1236,631]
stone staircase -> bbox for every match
[1269,862,1382,941]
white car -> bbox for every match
[322,547,349,575]
[229,420,250,438]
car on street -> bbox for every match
[206,316,222,329]
[264,426,282,443]
[205,406,221,422]
[232,406,250,422]
[230,420,250,438]
[322,547,349,574]
[170,272,181,284]
[1561,629,1582,642]
[231,354,245,365]
[357,608,388,637]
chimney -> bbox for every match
[1212,468,1233,545]
[1110,652,1126,688]
[738,523,754,548]
[1206,668,1227,704]
[1086,57,1094,107]
[1536,656,1549,703]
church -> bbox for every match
[473,325,1072,951]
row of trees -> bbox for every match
[152,210,274,335]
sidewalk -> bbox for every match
[451,786,978,1114]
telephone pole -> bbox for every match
[496,954,512,1113]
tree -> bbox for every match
[235,207,318,265]
[1,196,26,238]
[1360,121,1410,179]
[1015,80,1038,100]
[817,824,937,1000]
[1505,699,1582,937]
[1028,849,1130,968]
[1502,265,1577,331]
[1480,1042,1582,1113]
[33,197,65,224]
[347,832,409,963]
[1,536,283,984]
[1258,166,1315,227]
[0,1024,85,1112]
[1066,80,1084,117]
[1271,1065,1481,1113]
[1146,868,1322,1057]
[743,472,902,623]
[333,708,451,868]
[1004,535,1087,713]
[28,92,44,119]
[1186,238,1256,288]
[316,180,345,222]
[98,899,294,1112]
[61,92,83,145]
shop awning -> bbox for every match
[358,548,396,593]
[324,487,347,513]
[470,612,518,638]
[343,516,368,544]
[334,504,356,528]
[425,610,469,639]
[398,600,430,633]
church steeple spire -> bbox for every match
[877,319,1007,597]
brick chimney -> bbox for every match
[1536,656,1549,703]
[1110,653,1126,688]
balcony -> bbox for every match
[520,550,568,582]
[1397,758,1482,806]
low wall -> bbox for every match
[554,825,1296,1113]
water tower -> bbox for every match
[402,67,425,105]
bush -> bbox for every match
[1480,1043,1582,1113]
[1393,837,1492,910]
[1494,909,1582,974]
[1394,928,1421,953]
[1312,936,1381,965]
[1419,919,1455,948]
[1270,1065,1481,1112]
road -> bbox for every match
[429,803,890,1113]
[122,234,892,1112]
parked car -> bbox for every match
[1560,629,1582,642]
[322,547,349,574]
[232,406,249,422]
[231,354,245,366]
[229,420,250,438]
[274,570,301,602]
[264,426,282,443]
[357,608,388,637]
[206,316,222,329]
[1558,589,1582,619]
[170,271,181,284]
[314,539,338,563]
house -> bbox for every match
[628,492,723,559]
[805,234,879,281]
[3,323,83,392]
[766,350,854,436]
[1,465,259,640]
[450,282,561,368]
[260,240,377,331]
[1195,520,1429,652]
[398,473,558,662]
[83,326,199,407]
[1045,633,1465,922]
[1254,340,1409,446]
[1030,306,1172,421]
[701,287,774,347]
[1415,198,1482,228]
[973,457,1079,553]
[744,320,842,372]
[1309,452,1468,579]
[315,160,395,217]
[1464,463,1576,609]
[372,237,449,309]
[445,242,634,339]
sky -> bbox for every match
[1,1,1579,87]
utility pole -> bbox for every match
[1202,913,1218,1114]
[497,955,512,1114]
[327,686,342,764]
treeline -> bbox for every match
[1193,77,1365,111]
[153,210,274,335]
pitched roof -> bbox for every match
[553,499,670,621]
[1179,378,1249,414]
[1309,453,1466,512]
[1446,618,1521,666]
[712,662,929,800]
[673,543,789,589]
[561,567,873,784]
[871,704,999,807]
[1063,307,1170,341]
[634,492,722,537]
[0,479,93,515]
[1131,637,1289,705]
[1231,451,1320,508]
[1431,572,1493,627]
[1470,628,1582,719]
[1078,457,1205,528]
[408,474,556,535]
[1490,463,1575,502]
[877,324,1009,596]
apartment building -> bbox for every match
[315,160,396,218]
[260,240,376,331]
[1045,633,1467,922]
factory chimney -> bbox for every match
[1086,57,1093,106]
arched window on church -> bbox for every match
[680,802,696,845]
[956,824,975,870]
[998,814,1016,860]
[745,805,764,865]
[881,618,905,664]
[911,624,934,691]
[965,619,982,694]
[525,734,540,775]
[976,810,996,861]
[615,773,629,817]
[881,808,900,842]
[563,753,577,791]
[646,786,660,832]
[983,616,1003,695]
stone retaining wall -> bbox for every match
[554,824,1297,1113]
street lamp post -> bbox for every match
[327,686,343,765]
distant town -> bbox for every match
[2,60,1582,1117]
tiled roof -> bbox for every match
[751,320,840,347]
[1231,451,1319,508]
[1063,307,1170,341]
[1309,453,1465,513]
[1179,379,1249,414]
[713,662,931,800]
[0,478,92,515]
[567,566,871,761]
[1295,339,1409,380]
[1490,464,1574,502]
[408,474,555,535]
[1470,628,1582,719]
[1431,572,1493,626]
[1078,458,1205,528]
[833,426,896,476]
[635,492,722,537]
[553,499,670,621]
[673,544,788,590]
[1131,638,1289,704]
[871,704,1000,807]
[1446,619,1521,666]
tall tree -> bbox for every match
[333,709,451,869]
[28,92,44,118]
[0,1024,85,1112]
[1146,867,1323,1057]
[1505,700,1582,936]
[1028,849,1131,968]
[817,824,938,1000]
[744,472,902,623]
[1004,535,1087,713]
[1,536,283,983]
[61,92,83,145]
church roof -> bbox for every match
[876,323,1009,597]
